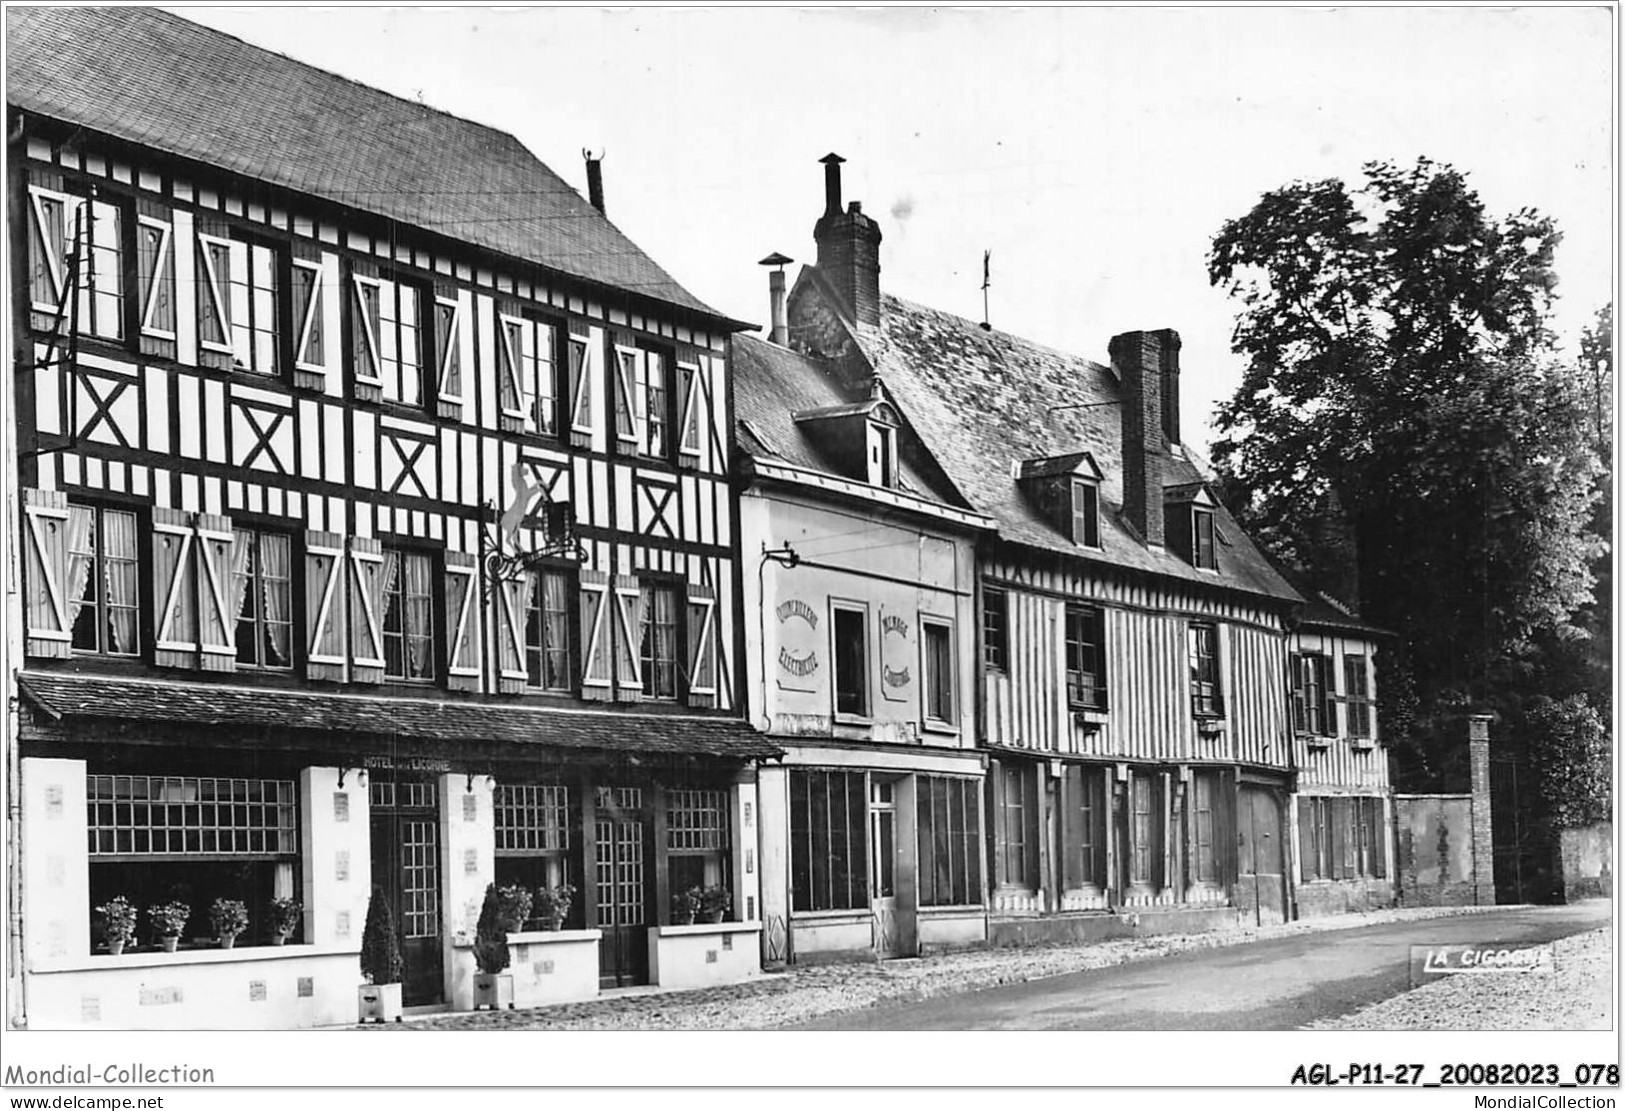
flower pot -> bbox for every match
[705,910,726,924]
[546,916,567,932]
[159,936,179,953]
[270,932,288,946]
[107,939,126,956]
[472,971,515,1012]
[218,935,236,950]
[358,982,403,1024]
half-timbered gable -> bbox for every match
[780,155,1308,941]
[733,332,994,963]
[7,6,769,1028]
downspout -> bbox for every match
[7,109,33,1028]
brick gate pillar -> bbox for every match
[1468,714,1496,905]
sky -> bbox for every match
[169,4,1615,455]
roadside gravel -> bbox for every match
[382,903,1520,1031]
[1307,926,1613,1031]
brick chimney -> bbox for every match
[813,153,883,327]
[1468,714,1496,906]
[1110,329,1174,548]
[1158,328,1181,445]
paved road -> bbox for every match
[790,902,1614,1030]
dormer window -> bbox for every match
[1166,483,1220,571]
[792,387,903,489]
[1019,452,1104,549]
[867,410,900,488]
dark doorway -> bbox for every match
[594,785,652,988]
[1238,785,1286,926]
[369,775,444,1006]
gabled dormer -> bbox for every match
[792,378,901,488]
[1165,482,1219,571]
[1018,452,1103,549]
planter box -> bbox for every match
[450,930,600,1011]
[357,982,402,1024]
[647,921,761,989]
[472,971,514,1011]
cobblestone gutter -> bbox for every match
[1309,926,1613,1031]
[373,904,1520,1031]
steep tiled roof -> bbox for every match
[6,6,727,321]
[731,333,957,504]
[19,672,781,761]
[837,288,1299,603]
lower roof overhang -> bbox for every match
[17,671,783,768]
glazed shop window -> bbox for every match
[524,569,572,691]
[789,770,867,912]
[667,788,731,903]
[382,550,436,682]
[996,762,1039,890]
[198,233,280,374]
[86,775,299,949]
[67,503,139,657]
[494,784,577,923]
[234,529,293,669]
[916,776,982,907]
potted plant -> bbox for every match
[268,896,302,945]
[471,883,530,1011]
[358,886,404,1024]
[533,882,576,931]
[671,886,701,926]
[698,884,731,924]
[148,900,189,952]
[96,896,138,956]
[209,898,249,949]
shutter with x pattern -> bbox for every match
[290,238,331,390]
[566,320,596,449]
[194,214,235,372]
[578,568,613,701]
[21,489,74,659]
[195,513,240,673]
[152,506,199,669]
[444,550,482,692]
[347,537,392,684]
[676,352,705,469]
[494,569,535,695]
[135,197,178,360]
[348,259,383,401]
[685,581,717,708]
[610,333,642,453]
[497,303,530,433]
[433,283,465,420]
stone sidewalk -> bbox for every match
[368,904,1519,1031]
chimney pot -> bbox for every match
[820,152,845,217]
[583,149,605,215]
[759,253,793,347]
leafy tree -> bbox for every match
[1525,695,1611,829]
[1208,159,1606,787]
[360,885,402,985]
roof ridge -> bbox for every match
[880,290,1111,372]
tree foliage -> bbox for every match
[1526,695,1611,829]
[1209,159,1606,786]
[360,885,402,985]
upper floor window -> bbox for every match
[832,604,870,718]
[639,581,679,701]
[982,585,1008,670]
[1344,654,1372,738]
[921,618,956,726]
[351,270,422,406]
[525,569,572,692]
[199,233,280,375]
[868,418,899,488]
[382,549,435,682]
[68,503,139,657]
[1071,480,1100,548]
[1188,622,1224,717]
[28,184,124,341]
[499,311,559,435]
[1064,604,1107,711]
[1293,652,1334,736]
[1193,507,1217,570]
[233,528,293,670]
[645,349,670,458]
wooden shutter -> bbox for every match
[1060,767,1084,891]
[1298,798,1317,881]
[494,571,533,695]
[1290,654,1307,733]
[1330,797,1351,879]
[676,356,703,468]
[611,337,641,452]
[444,550,481,692]
[291,239,328,390]
[195,513,238,673]
[612,573,643,701]
[685,581,717,708]
[497,306,529,432]
[567,322,595,448]
[304,530,347,682]
[578,568,612,701]
[194,215,234,371]
[135,198,177,359]
[1321,656,1339,736]
[347,538,389,683]
[433,285,463,419]
[152,506,198,669]
[27,174,75,335]
[1370,800,1387,878]
[21,489,74,658]
[349,260,383,399]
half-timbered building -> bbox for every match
[780,156,1309,944]
[733,295,993,963]
[6,7,772,1030]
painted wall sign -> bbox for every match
[880,607,913,702]
[775,595,820,693]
